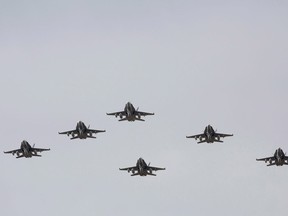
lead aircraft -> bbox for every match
[4,140,50,158]
[256,148,288,166]
[58,121,105,139]
[186,125,233,144]
[119,158,165,176]
[107,102,154,122]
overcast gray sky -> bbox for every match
[1,1,288,215]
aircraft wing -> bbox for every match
[88,129,106,134]
[215,133,233,138]
[256,156,275,162]
[119,166,136,171]
[186,133,204,139]
[106,111,126,116]
[32,148,50,152]
[58,130,77,135]
[136,111,154,116]
[4,149,22,154]
[148,166,165,171]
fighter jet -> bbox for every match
[58,121,105,139]
[119,158,165,176]
[4,140,50,158]
[256,148,288,166]
[107,102,154,121]
[186,125,233,144]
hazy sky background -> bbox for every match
[1,1,288,215]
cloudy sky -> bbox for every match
[1,1,288,215]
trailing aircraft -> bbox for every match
[186,125,233,144]
[119,158,165,176]
[58,121,105,139]
[4,140,50,158]
[107,102,154,122]
[256,148,288,166]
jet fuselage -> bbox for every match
[123,102,139,121]
[126,158,152,176]
[273,148,287,166]
[75,121,90,139]
[204,125,218,143]
[20,140,37,158]
[136,158,151,176]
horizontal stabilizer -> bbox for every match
[267,163,276,166]
[214,140,224,143]
[16,155,24,159]
[131,173,140,176]
[135,118,145,121]
[197,140,207,144]
[118,118,128,122]
[135,118,145,122]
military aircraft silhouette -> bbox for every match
[119,158,165,176]
[58,121,105,139]
[4,140,50,158]
[186,125,233,144]
[256,148,288,166]
[107,102,154,121]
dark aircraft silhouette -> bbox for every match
[186,125,233,144]
[58,121,105,139]
[4,140,50,158]
[119,158,165,176]
[107,102,154,122]
[256,148,288,166]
